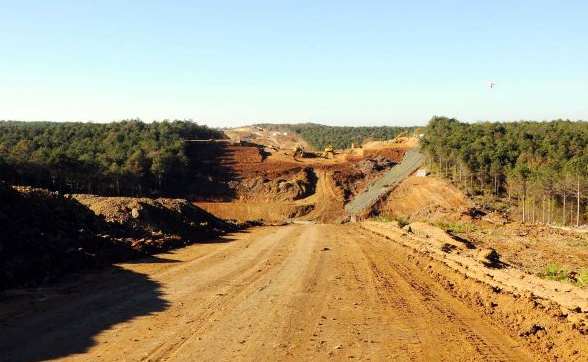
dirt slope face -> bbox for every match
[0,183,139,290]
[377,175,474,222]
[0,184,237,290]
[0,224,541,362]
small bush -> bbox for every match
[431,221,477,233]
[539,263,588,287]
[567,238,588,248]
[371,215,409,227]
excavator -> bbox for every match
[292,145,304,159]
[323,145,334,159]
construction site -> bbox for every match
[1,126,588,362]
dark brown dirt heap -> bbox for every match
[0,183,237,290]
[73,195,239,249]
[354,156,395,175]
[228,167,316,202]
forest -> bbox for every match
[256,123,413,150]
[422,116,588,225]
[0,120,225,196]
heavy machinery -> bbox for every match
[323,145,334,159]
[292,145,304,159]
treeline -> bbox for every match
[0,120,225,196]
[422,116,588,225]
[256,123,413,150]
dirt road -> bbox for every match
[0,225,538,361]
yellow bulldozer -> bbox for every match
[323,145,334,159]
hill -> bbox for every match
[255,123,414,150]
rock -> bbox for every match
[402,225,412,233]
[131,208,140,219]
[567,313,585,328]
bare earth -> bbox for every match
[0,224,539,361]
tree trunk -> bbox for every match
[577,177,581,227]
[522,179,527,223]
[542,196,545,224]
[563,192,566,226]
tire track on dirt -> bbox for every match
[354,227,536,362]
[164,225,319,361]
[139,226,303,361]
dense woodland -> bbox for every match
[256,123,413,150]
[422,116,588,225]
[0,120,224,196]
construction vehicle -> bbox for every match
[292,145,304,159]
[323,145,334,159]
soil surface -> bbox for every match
[0,224,545,362]
[377,175,473,222]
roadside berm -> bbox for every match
[362,221,588,360]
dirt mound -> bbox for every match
[354,156,395,175]
[73,195,238,248]
[362,136,419,150]
[0,184,138,290]
[228,167,316,202]
[0,184,237,290]
[378,176,473,221]
[198,169,347,224]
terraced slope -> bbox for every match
[345,149,425,216]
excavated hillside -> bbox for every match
[376,175,475,222]
[188,137,413,223]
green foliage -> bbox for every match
[256,123,413,150]
[0,120,224,196]
[422,116,588,223]
[431,221,477,233]
[540,263,588,287]
[371,215,409,227]
[567,238,588,248]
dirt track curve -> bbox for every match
[0,224,539,361]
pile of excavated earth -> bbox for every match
[0,183,238,290]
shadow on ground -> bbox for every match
[0,257,173,362]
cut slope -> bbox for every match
[345,149,425,216]
[378,175,473,222]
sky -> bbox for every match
[0,1,587,128]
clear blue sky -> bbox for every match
[1,1,587,127]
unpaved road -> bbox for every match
[0,225,538,361]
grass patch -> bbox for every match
[567,238,588,248]
[539,263,588,287]
[371,216,409,228]
[431,221,478,233]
